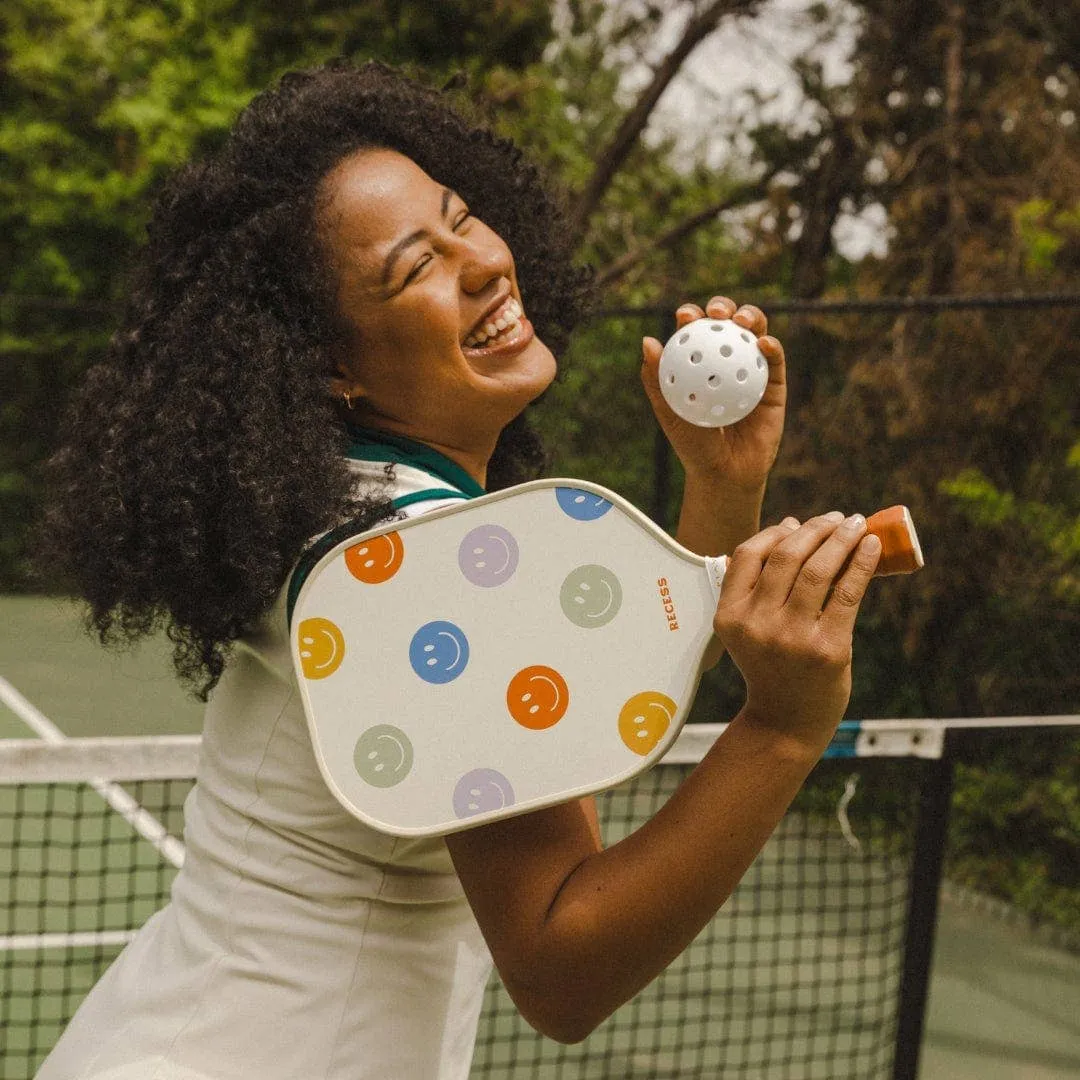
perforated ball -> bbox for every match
[658,318,769,427]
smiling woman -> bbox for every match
[33,55,885,1080]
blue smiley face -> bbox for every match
[555,486,613,521]
[409,620,470,684]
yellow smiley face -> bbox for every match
[297,617,346,679]
[618,691,677,756]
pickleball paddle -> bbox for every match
[290,479,922,838]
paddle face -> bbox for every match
[291,479,716,837]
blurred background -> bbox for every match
[1,1,1077,1074]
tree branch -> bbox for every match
[568,0,762,240]
[592,172,778,290]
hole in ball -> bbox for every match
[757,355,765,369]
[707,374,719,386]
[720,345,733,357]
[710,322,724,331]
[687,393,697,402]
[736,368,748,382]
[741,331,753,343]
[668,374,676,384]
[690,351,702,364]
[678,332,690,344]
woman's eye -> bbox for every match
[452,210,471,231]
[403,254,433,285]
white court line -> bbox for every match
[0,930,137,953]
[0,674,186,869]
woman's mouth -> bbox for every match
[462,297,534,359]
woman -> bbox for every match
[37,60,881,1079]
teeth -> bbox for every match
[466,297,524,348]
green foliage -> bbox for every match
[941,463,1080,601]
[1016,200,1067,275]
[951,730,1080,935]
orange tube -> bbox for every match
[866,505,925,576]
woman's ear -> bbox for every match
[329,357,367,410]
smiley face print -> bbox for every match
[354,725,414,788]
[297,617,346,680]
[458,524,519,588]
[344,531,404,584]
[560,564,623,629]
[507,665,570,730]
[618,691,677,756]
[556,486,613,521]
[452,768,515,819]
[409,620,470,684]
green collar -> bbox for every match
[344,423,486,499]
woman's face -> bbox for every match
[319,148,556,473]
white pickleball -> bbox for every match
[658,318,769,427]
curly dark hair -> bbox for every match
[37,59,593,699]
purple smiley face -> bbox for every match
[458,525,519,588]
[452,768,515,819]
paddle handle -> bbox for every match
[866,505,924,576]
[698,505,923,605]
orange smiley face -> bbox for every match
[297,617,346,680]
[345,531,404,584]
[618,691,677,756]
[507,665,570,730]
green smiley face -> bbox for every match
[559,564,623,628]
[354,725,414,788]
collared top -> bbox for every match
[344,422,486,503]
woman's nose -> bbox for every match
[459,233,512,294]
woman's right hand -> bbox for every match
[713,512,882,756]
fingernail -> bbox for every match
[781,516,799,529]
[824,511,845,523]
[842,513,867,532]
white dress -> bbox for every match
[37,430,494,1080]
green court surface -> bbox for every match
[0,595,203,738]
[920,897,1080,1080]
[2,594,1079,1079]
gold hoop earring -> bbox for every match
[342,389,353,410]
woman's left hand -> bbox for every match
[640,296,787,492]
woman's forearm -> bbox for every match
[676,475,767,670]
[675,474,765,557]
[503,711,824,1038]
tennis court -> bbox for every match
[2,595,1078,1079]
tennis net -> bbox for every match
[2,722,946,1079]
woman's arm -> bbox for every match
[447,513,881,1042]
